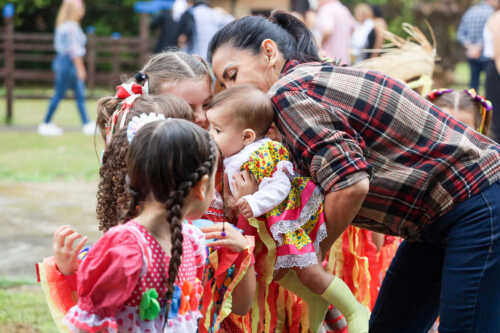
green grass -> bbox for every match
[0,132,102,182]
[0,284,56,333]
[0,98,103,182]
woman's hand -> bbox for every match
[202,222,250,253]
[230,170,258,201]
[222,170,258,221]
[53,225,87,275]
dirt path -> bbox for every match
[0,182,101,279]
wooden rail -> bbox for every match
[0,9,151,124]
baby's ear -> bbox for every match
[242,129,256,145]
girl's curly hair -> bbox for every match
[96,95,192,231]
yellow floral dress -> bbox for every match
[229,139,327,270]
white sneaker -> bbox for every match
[38,122,63,136]
[82,121,96,136]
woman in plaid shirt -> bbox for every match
[208,11,500,333]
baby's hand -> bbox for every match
[53,225,88,276]
[236,198,254,219]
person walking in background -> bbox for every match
[177,0,233,60]
[457,0,496,91]
[38,0,95,136]
[485,0,500,142]
[315,0,355,64]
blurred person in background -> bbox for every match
[351,3,374,63]
[485,0,500,142]
[177,0,233,59]
[366,5,387,58]
[315,0,355,64]
[150,8,179,53]
[457,0,496,91]
[38,0,95,136]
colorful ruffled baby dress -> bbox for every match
[63,221,206,333]
[225,138,327,271]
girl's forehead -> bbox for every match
[160,78,211,102]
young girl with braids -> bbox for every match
[41,51,256,332]
[62,118,252,332]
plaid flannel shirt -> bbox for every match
[269,60,500,240]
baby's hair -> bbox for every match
[96,51,212,140]
[426,89,492,134]
[126,118,217,318]
[97,95,193,232]
[209,85,274,137]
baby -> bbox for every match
[207,85,370,333]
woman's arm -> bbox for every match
[72,56,86,81]
[321,177,369,256]
[491,14,500,73]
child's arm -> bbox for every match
[202,223,256,315]
[234,161,294,219]
[53,225,88,276]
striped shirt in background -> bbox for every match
[269,60,500,240]
[55,21,86,58]
[457,1,494,59]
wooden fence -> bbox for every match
[0,10,151,124]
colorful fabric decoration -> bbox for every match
[464,88,493,134]
[140,288,161,321]
[126,113,166,143]
[105,81,148,144]
[426,88,454,101]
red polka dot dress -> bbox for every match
[63,221,206,333]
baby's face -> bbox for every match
[206,106,246,158]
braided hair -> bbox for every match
[97,95,193,231]
[126,119,217,317]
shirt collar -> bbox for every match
[280,59,301,77]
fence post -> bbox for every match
[139,13,149,66]
[86,26,96,93]
[3,3,14,124]
[111,32,121,84]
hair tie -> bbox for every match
[426,88,454,101]
[135,72,148,84]
[464,88,493,134]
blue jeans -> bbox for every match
[370,181,500,333]
[467,58,489,92]
[44,54,89,124]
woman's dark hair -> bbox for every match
[208,10,320,64]
[126,118,216,317]
[97,95,193,232]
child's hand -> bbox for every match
[236,198,254,219]
[202,222,251,253]
[53,225,88,276]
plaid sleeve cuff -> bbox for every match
[323,171,370,193]
[310,137,371,193]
